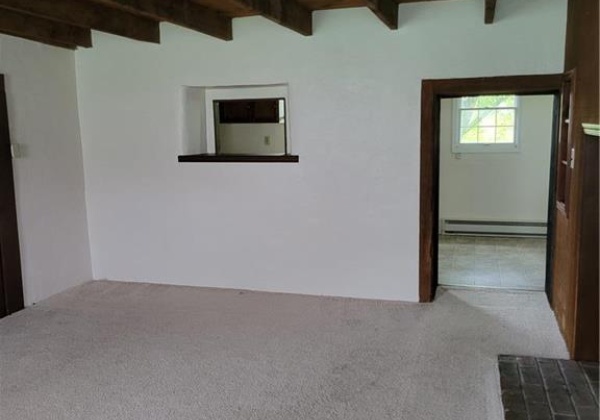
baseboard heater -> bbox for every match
[441,220,547,237]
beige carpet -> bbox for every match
[0,281,568,420]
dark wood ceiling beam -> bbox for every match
[91,0,232,40]
[0,32,76,49]
[365,0,398,29]
[395,0,444,2]
[485,0,497,24]
[0,0,160,43]
[0,8,90,48]
[233,0,313,36]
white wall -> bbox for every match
[0,35,92,305]
[75,0,567,302]
[439,95,555,224]
[218,123,286,154]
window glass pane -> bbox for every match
[457,95,518,149]
[498,96,516,107]
[497,109,515,126]
[460,97,479,108]
[460,95,517,109]
[479,110,497,126]
[496,126,515,143]
[460,127,478,143]
[478,127,495,143]
[460,110,478,128]
[475,96,503,108]
[278,99,286,124]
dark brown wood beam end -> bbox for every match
[0,8,89,48]
[185,3,233,41]
[236,0,313,36]
[485,0,497,24]
[366,0,399,30]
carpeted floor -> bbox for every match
[0,281,568,420]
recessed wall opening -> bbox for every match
[179,84,298,163]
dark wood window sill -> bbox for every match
[178,154,299,163]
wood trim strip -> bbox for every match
[0,75,24,317]
[419,80,436,303]
[485,0,497,24]
[178,154,299,163]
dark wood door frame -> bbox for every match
[419,74,564,303]
[0,74,24,317]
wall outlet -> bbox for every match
[264,136,271,146]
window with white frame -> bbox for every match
[452,95,520,153]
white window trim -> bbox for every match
[204,84,291,155]
[451,96,521,154]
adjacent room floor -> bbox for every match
[439,235,547,291]
[0,281,568,420]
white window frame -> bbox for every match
[451,96,521,154]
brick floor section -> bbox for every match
[499,355,599,420]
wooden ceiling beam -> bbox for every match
[485,0,497,24]
[91,0,232,40]
[233,0,313,36]
[394,0,446,3]
[0,8,91,48]
[0,31,76,50]
[365,0,398,29]
[0,0,160,43]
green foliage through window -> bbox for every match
[458,95,517,145]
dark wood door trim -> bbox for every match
[544,95,562,305]
[0,74,24,317]
[419,74,563,302]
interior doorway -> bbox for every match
[437,93,556,291]
[0,74,24,318]
[419,74,564,303]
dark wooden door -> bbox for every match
[551,0,599,361]
[0,75,24,318]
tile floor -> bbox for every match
[439,235,547,291]
[499,355,599,420]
